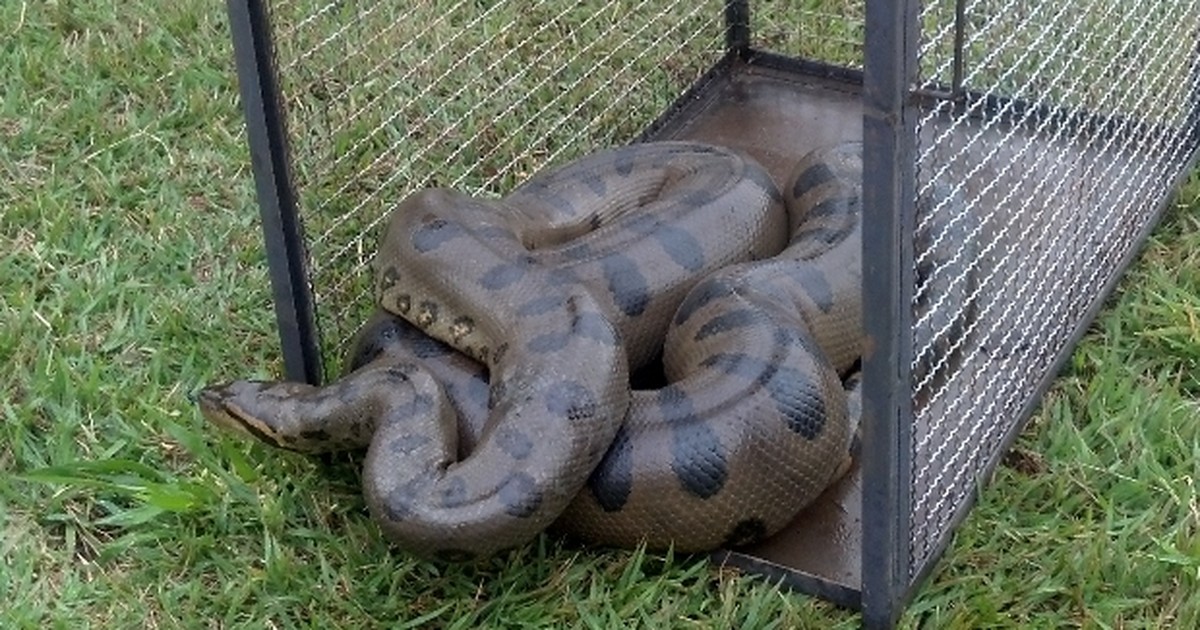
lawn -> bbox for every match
[1,1,1198,628]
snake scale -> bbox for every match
[199,141,864,559]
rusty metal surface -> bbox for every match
[644,61,866,604]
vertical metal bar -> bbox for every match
[861,0,920,627]
[226,0,324,385]
[951,0,967,98]
[911,0,966,102]
[1189,26,1200,151]
[724,1,751,57]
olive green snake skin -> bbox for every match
[198,141,864,560]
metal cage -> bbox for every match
[225,0,1200,626]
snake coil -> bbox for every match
[199,141,864,558]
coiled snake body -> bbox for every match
[199,141,863,559]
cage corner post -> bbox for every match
[722,0,751,58]
[226,0,324,385]
[860,0,920,627]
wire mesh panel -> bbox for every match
[228,0,1200,625]
[258,0,728,373]
[909,0,1200,579]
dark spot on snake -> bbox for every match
[694,308,763,340]
[622,213,658,234]
[477,225,514,241]
[657,384,693,420]
[547,268,579,286]
[515,177,549,195]
[601,253,650,317]
[392,392,436,421]
[774,325,823,361]
[496,427,533,460]
[383,365,412,381]
[440,476,469,508]
[662,384,727,499]
[561,242,593,261]
[299,429,331,442]
[710,328,827,439]
[492,342,508,364]
[517,179,574,214]
[790,265,835,312]
[744,162,784,204]
[410,334,453,359]
[613,146,638,176]
[674,278,735,325]
[582,171,608,197]
[587,425,633,512]
[497,472,541,518]
[416,300,439,326]
[723,518,769,548]
[527,331,569,353]
[480,262,527,290]
[701,352,766,381]
[388,433,431,455]
[381,473,434,522]
[433,548,477,563]
[411,218,463,252]
[791,162,837,199]
[570,311,617,346]
[808,194,860,219]
[678,186,718,208]
[518,295,563,316]
[654,225,706,272]
[764,362,827,440]
[382,488,415,522]
[796,225,852,246]
[394,294,412,315]
[544,380,597,423]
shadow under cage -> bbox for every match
[223,0,1200,626]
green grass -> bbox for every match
[2,1,1198,628]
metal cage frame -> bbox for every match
[224,0,1200,626]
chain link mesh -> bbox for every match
[261,0,726,367]
[911,0,1200,576]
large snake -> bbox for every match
[198,141,863,559]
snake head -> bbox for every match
[196,380,302,450]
